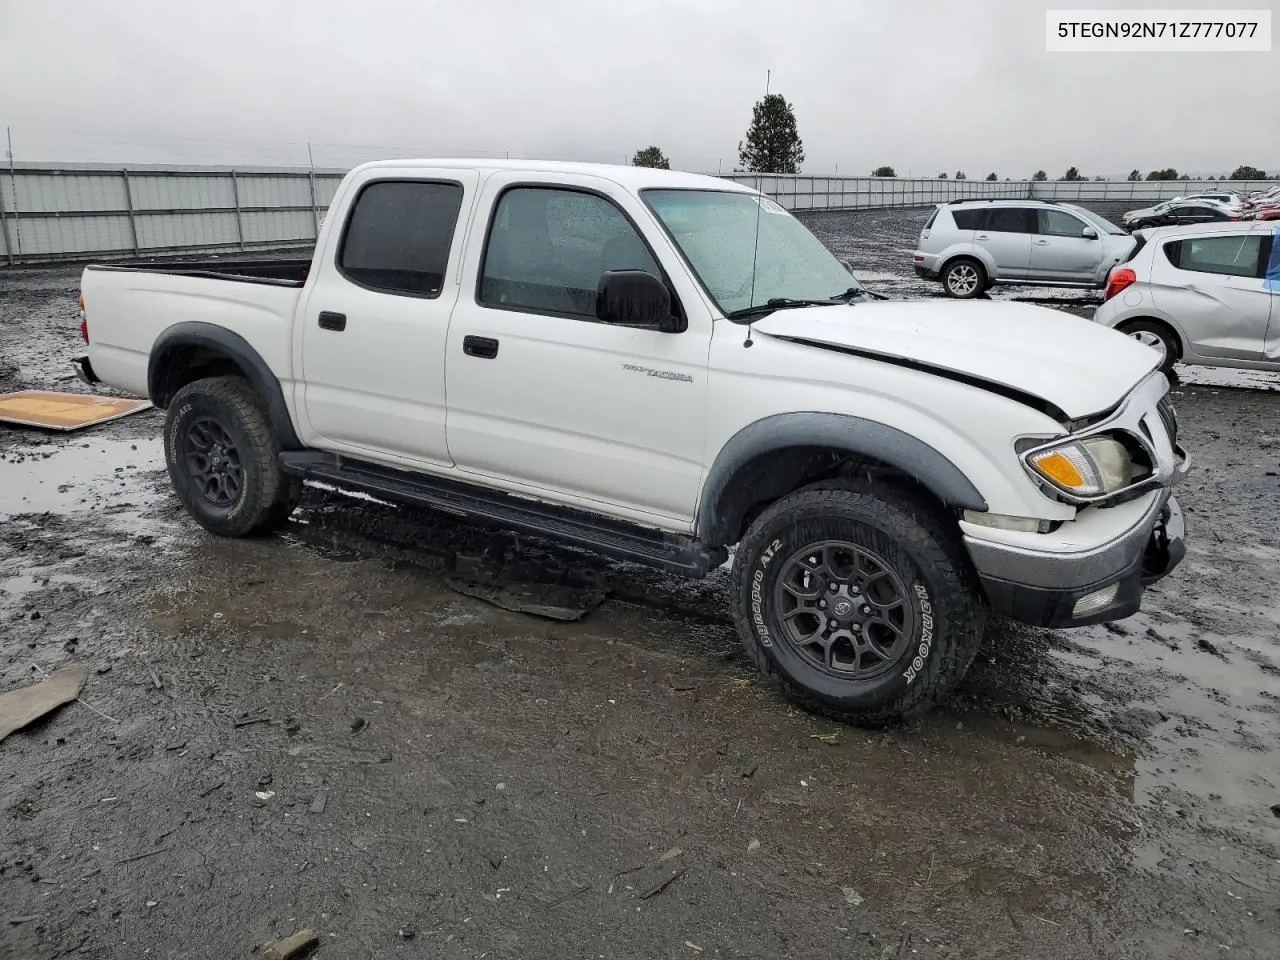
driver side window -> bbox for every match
[479,187,661,319]
[1037,209,1087,237]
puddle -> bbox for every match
[0,570,94,596]
[0,435,164,519]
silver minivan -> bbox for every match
[913,200,1137,298]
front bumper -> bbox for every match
[967,493,1187,628]
[72,355,100,385]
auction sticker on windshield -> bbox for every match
[751,196,789,215]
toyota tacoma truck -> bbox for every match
[74,159,1189,727]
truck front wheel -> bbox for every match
[164,376,299,537]
[731,482,986,727]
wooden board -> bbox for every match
[0,390,152,431]
[0,666,88,744]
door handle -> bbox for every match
[976,234,990,240]
[1033,239,1050,245]
[463,335,499,359]
[318,311,347,331]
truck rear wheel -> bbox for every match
[731,482,986,727]
[164,376,299,537]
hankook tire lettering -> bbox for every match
[904,583,934,684]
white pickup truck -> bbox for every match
[75,159,1189,726]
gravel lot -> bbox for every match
[2,205,1279,960]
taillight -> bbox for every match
[1105,268,1136,302]
[79,294,88,343]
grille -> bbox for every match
[1156,394,1178,447]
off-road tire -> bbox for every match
[1117,319,1178,376]
[941,258,986,299]
[731,481,987,727]
[164,376,299,537]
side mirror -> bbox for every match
[596,270,681,332]
[1081,226,1098,239]
[839,258,857,275]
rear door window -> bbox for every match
[950,209,983,230]
[338,180,465,297]
[1162,234,1266,278]
[984,208,1035,233]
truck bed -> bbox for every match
[84,257,312,287]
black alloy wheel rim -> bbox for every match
[184,417,244,509]
[773,540,916,680]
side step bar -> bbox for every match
[280,452,727,578]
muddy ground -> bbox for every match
[2,206,1278,960]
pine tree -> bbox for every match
[737,94,805,174]
[632,146,670,169]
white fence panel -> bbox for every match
[2,164,1274,265]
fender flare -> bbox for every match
[694,412,988,545]
[941,245,996,282]
[148,321,302,450]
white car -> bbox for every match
[1093,221,1279,374]
[1182,192,1248,211]
[75,158,1188,727]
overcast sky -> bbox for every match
[0,0,1276,176]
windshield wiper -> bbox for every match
[726,298,842,323]
[829,287,867,301]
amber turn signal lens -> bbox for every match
[1031,452,1085,488]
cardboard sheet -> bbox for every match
[0,390,151,431]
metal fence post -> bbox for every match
[306,142,321,238]
[5,127,21,259]
[121,169,140,256]
[0,172,12,266]
[230,170,246,251]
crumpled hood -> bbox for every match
[753,299,1160,420]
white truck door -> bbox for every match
[444,174,712,528]
[1150,229,1272,361]
[298,169,480,466]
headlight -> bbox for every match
[1026,436,1133,497]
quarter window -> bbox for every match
[338,181,464,297]
[951,209,983,230]
[480,187,662,318]
[1163,234,1265,278]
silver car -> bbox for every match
[913,200,1137,298]
[1092,220,1279,375]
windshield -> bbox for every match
[1154,201,1173,214]
[642,189,862,315]
[1068,205,1127,235]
